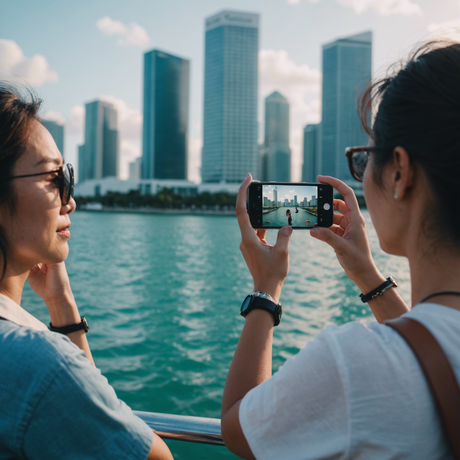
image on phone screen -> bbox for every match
[262,184,319,228]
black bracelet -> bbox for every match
[49,317,89,334]
[360,277,398,303]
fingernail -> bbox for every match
[245,173,251,180]
[310,228,318,237]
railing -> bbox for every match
[134,411,224,446]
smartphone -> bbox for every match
[247,182,334,229]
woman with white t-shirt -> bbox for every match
[221,41,460,459]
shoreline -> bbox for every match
[76,205,236,216]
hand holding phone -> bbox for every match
[247,181,334,229]
[236,174,292,303]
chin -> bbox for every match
[379,239,405,257]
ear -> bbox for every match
[392,147,414,200]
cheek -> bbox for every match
[10,185,61,257]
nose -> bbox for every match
[61,196,76,215]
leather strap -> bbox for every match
[386,317,460,459]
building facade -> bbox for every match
[321,31,372,183]
[78,100,119,183]
[302,123,321,183]
[41,119,64,156]
[202,10,259,183]
[142,49,190,180]
[262,91,291,182]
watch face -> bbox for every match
[241,295,252,314]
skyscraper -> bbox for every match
[273,186,278,208]
[41,119,64,156]
[263,91,291,182]
[142,49,189,180]
[321,31,372,182]
[202,10,259,183]
[302,123,321,182]
[78,100,118,183]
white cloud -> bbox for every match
[119,140,141,180]
[41,110,66,125]
[428,19,460,40]
[96,16,150,47]
[0,39,58,87]
[188,137,202,184]
[66,105,85,136]
[99,95,142,140]
[287,0,422,15]
[259,49,321,181]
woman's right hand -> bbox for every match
[310,176,380,288]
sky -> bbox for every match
[1,0,459,183]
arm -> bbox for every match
[147,433,174,460]
[28,262,94,365]
[311,176,409,322]
[221,174,292,458]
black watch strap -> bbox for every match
[241,295,282,326]
[360,277,398,303]
[49,317,89,334]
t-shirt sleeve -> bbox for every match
[239,327,349,460]
[22,339,153,460]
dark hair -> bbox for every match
[0,83,42,280]
[359,41,460,246]
[286,209,290,215]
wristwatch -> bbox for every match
[240,292,282,326]
[49,317,89,334]
[360,277,398,303]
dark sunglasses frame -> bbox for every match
[4,163,74,205]
[345,146,392,182]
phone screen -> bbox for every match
[262,184,321,228]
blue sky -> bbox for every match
[1,0,459,182]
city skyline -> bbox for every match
[263,184,317,203]
[1,0,458,183]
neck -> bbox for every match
[408,240,460,311]
[0,271,28,305]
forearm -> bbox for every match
[46,293,95,366]
[222,309,274,417]
[353,269,409,323]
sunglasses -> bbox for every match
[345,146,391,182]
[4,163,74,205]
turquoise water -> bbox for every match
[22,210,411,459]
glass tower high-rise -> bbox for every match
[78,100,118,183]
[321,31,372,183]
[302,123,321,183]
[142,49,190,180]
[41,120,64,156]
[263,91,291,182]
[202,10,259,183]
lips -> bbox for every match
[57,223,71,238]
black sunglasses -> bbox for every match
[345,146,392,182]
[4,163,74,205]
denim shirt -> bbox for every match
[0,294,153,460]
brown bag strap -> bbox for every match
[386,316,460,459]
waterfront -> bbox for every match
[21,210,411,459]
[263,206,318,227]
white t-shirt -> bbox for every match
[239,303,459,460]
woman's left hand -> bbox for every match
[28,262,76,311]
[236,174,292,303]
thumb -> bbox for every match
[275,226,292,253]
[310,227,343,250]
